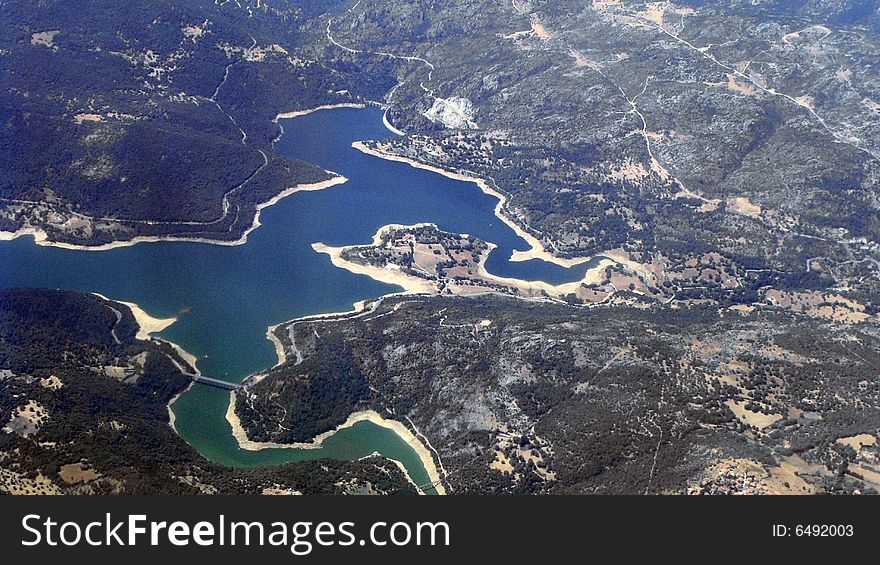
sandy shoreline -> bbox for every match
[351,141,590,268]
[92,292,177,339]
[166,381,194,432]
[244,175,348,239]
[275,103,366,120]
[475,243,616,295]
[92,293,201,431]
[0,175,348,252]
[226,395,445,495]
[118,299,177,340]
[3,97,359,251]
[238,298,449,494]
[508,246,591,267]
[312,233,438,295]
[266,324,287,367]
[5,103,455,491]
[0,227,48,244]
[313,223,617,298]
[98,295,201,373]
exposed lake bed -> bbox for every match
[0,106,603,494]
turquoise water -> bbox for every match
[0,107,592,493]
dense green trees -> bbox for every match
[0,288,415,495]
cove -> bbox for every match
[0,106,595,494]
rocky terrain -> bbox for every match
[321,0,880,313]
[325,223,529,295]
[5,1,880,495]
[317,221,880,323]
[1,0,395,246]
[5,1,879,275]
[5,1,880,315]
[0,288,414,495]
[235,294,880,494]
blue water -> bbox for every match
[0,106,592,490]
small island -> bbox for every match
[331,223,509,296]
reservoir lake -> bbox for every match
[0,106,594,493]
